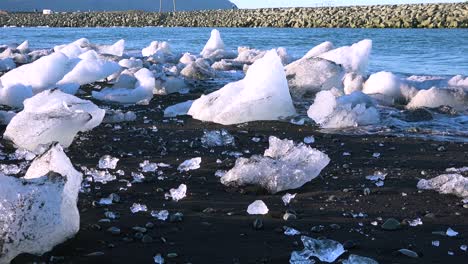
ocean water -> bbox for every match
[1,27,467,141]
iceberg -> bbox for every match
[417,174,467,199]
[318,39,372,75]
[221,136,330,194]
[92,68,155,104]
[188,50,296,125]
[142,41,174,63]
[4,89,105,152]
[363,71,403,100]
[308,91,380,129]
[0,144,82,263]
[285,57,345,98]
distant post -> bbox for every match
[159,0,162,13]
[173,0,176,12]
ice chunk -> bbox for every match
[92,68,155,104]
[0,144,82,263]
[140,160,158,172]
[16,40,29,53]
[98,155,119,170]
[142,41,174,63]
[179,52,196,65]
[130,203,148,213]
[247,200,269,215]
[292,236,345,263]
[103,110,137,123]
[180,58,215,80]
[285,57,345,98]
[154,254,165,264]
[307,91,380,129]
[0,58,16,72]
[119,58,143,69]
[446,227,459,237]
[84,168,116,184]
[303,136,315,144]
[343,72,365,94]
[417,174,467,198]
[188,50,296,125]
[58,50,121,86]
[178,157,201,172]
[448,75,468,88]
[303,41,335,59]
[221,136,330,193]
[0,164,21,175]
[97,39,125,57]
[0,52,71,94]
[164,100,193,117]
[0,83,33,108]
[154,76,188,95]
[343,255,379,264]
[318,39,372,75]
[284,227,301,236]
[407,87,465,111]
[201,29,234,60]
[4,89,105,152]
[363,71,402,100]
[151,210,169,221]
[201,129,235,147]
[282,193,297,206]
[234,47,266,64]
[168,184,187,202]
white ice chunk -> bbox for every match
[201,129,235,147]
[448,75,468,88]
[0,52,72,94]
[343,254,379,264]
[247,200,269,215]
[363,71,403,100]
[118,57,143,69]
[221,136,330,193]
[0,144,82,263]
[4,89,105,152]
[343,72,365,94]
[179,52,196,65]
[318,39,372,75]
[97,39,125,57]
[307,90,380,128]
[140,160,158,172]
[406,87,466,111]
[16,40,29,53]
[282,193,297,206]
[142,41,174,63]
[292,236,345,263]
[303,41,335,59]
[417,174,467,198]
[188,50,296,125]
[164,100,193,117]
[446,227,459,237]
[0,82,33,108]
[92,68,155,104]
[168,184,187,202]
[177,157,201,172]
[201,29,234,60]
[285,57,345,98]
[0,58,16,72]
[98,155,119,170]
[130,203,148,213]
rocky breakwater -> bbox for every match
[0,3,467,28]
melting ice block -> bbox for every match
[201,29,234,60]
[168,184,187,202]
[285,57,345,98]
[188,50,296,125]
[307,91,380,129]
[417,174,467,199]
[247,200,269,215]
[0,82,34,108]
[0,52,71,94]
[318,39,372,75]
[180,58,215,80]
[164,100,194,117]
[221,136,330,194]
[58,50,121,86]
[0,144,82,263]
[142,41,174,63]
[4,89,105,152]
[303,41,335,59]
[291,236,345,263]
[92,68,155,104]
[0,58,16,72]
[96,39,125,57]
[406,87,466,111]
[178,157,201,172]
[363,71,403,100]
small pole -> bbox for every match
[159,0,162,13]
[173,0,176,12]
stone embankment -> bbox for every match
[0,3,466,28]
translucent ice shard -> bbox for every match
[308,90,380,129]
[98,155,119,170]
[200,29,234,60]
[178,158,201,172]
[292,236,345,263]
[167,184,187,202]
[188,50,296,125]
[201,129,235,147]
[247,200,269,215]
[0,144,82,263]
[4,89,105,152]
[221,136,330,194]
[417,174,467,198]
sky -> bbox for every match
[230,0,463,8]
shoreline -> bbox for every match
[1,3,467,28]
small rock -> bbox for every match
[398,249,419,258]
[142,234,153,243]
[253,218,263,230]
[107,226,121,235]
[382,218,401,230]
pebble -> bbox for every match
[382,218,401,230]
[107,226,121,235]
[142,235,153,243]
[398,249,419,258]
[253,218,263,230]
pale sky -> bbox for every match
[230,0,463,8]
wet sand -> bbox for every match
[4,92,468,264]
